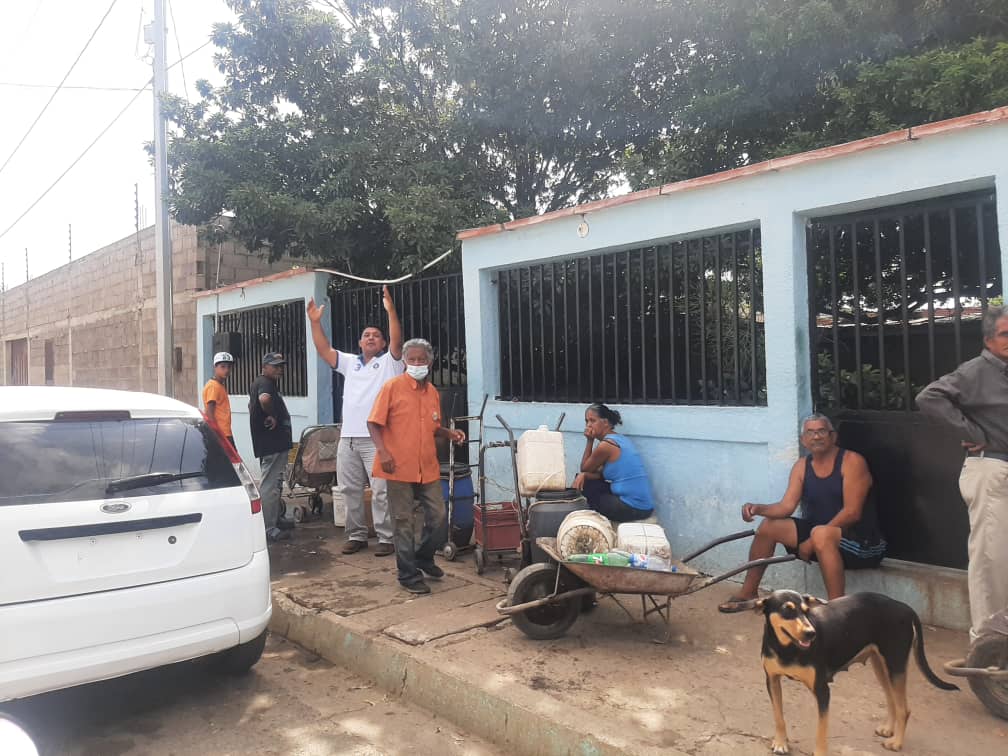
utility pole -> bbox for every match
[146,0,174,397]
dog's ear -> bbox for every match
[803,594,828,607]
[735,597,766,613]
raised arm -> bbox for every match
[383,285,403,360]
[306,298,339,369]
[741,459,804,521]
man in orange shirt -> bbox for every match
[203,351,235,449]
[368,338,465,594]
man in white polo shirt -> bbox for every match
[307,286,403,556]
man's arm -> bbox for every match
[383,286,403,360]
[306,298,339,369]
[828,451,871,530]
[916,368,987,446]
[368,420,396,474]
[742,460,804,521]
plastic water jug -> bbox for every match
[331,486,346,528]
[517,425,567,496]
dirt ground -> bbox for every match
[270,520,1008,756]
[2,634,500,756]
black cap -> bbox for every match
[262,352,287,366]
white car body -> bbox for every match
[0,387,271,702]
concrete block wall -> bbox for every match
[0,221,299,406]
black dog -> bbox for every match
[741,590,957,755]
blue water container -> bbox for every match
[440,462,475,527]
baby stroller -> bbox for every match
[285,424,341,522]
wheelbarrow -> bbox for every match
[944,608,1008,720]
[496,529,795,640]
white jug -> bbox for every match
[516,424,567,496]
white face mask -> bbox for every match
[406,364,429,380]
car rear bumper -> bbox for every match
[0,549,271,702]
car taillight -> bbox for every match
[235,461,263,515]
[202,412,261,514]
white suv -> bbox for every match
[0,386,272,702]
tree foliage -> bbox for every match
[168,0,1008,269]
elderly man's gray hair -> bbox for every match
[982,304,1008,341]
[402,338,434,362]
[801,412,835,434]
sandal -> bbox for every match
[718,596,756,614]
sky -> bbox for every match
[0,0,236,290]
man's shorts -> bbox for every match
[785,517,886,569]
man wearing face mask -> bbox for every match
[367,339,465,594]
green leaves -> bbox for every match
[168,1,1008,273]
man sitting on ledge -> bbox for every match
[718,413,886,612]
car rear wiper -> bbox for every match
[105,471,205,495]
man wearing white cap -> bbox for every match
[203,351,236,449]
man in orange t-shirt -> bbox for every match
[203,352,235,449]
[368,338,465,594]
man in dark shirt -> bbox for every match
[249,352,293,542]
[917,304,1008,641]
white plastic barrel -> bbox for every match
[331,486,346,527]
[557,510,616,559]
[517,425,567,496]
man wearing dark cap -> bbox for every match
[249,352,293,542]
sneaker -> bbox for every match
[420,564,444,580]
[402,580,431,595]
[374,542,395,557]
[342,540,367,555]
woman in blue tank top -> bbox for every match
[573,403,655,522]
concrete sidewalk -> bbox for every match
[268,521,1007,756]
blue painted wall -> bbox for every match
[462,121,1008,628]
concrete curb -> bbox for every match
[269,591,631,756]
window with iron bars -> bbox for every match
[496,228,766,405]
[215,301,308,397]
[808,191,1002,412]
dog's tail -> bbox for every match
[912,612,959,691]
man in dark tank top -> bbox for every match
[718,414,886,613]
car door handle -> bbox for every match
[18,513,203,542]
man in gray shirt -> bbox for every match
[916,304,1008,641]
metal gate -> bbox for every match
[807,190,1002,568]
[8,338,28,386]
[328,273,467,430]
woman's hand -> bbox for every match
[573,473,587,490]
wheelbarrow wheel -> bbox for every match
[966,633,1008,720]
[507,563,580,641]
[443,541,457,562]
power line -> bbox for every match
[0,36,214,246]
[0,80,150,244]
[0,0,121,179]
[0,82,149,92]
[166,0,190,101]
[0,39,211,94]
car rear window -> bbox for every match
[0,417,241,506]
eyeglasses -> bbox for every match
[802,429,833,438]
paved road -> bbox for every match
[1,635,499,756]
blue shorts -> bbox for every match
[785,517,886,569]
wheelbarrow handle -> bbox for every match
[680,528,756,564]
[684,554,796,595]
